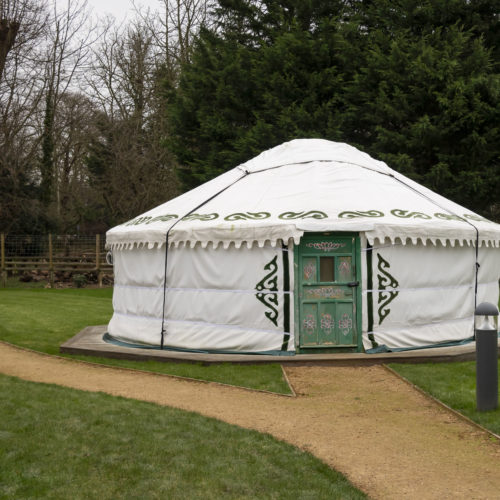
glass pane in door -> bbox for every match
[319,257,335,282]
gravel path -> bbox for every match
[1,341,499,499]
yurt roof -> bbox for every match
[106,139,500,249]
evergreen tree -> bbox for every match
[341,10,500,215]
[168,0,350,189]
[168,0,500,218]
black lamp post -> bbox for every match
[474,302,499,412]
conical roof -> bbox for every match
[106,139,500,249]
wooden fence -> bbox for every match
[0,234,113,288]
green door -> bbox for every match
[296,233,361,352]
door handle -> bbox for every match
[347,281,359,287]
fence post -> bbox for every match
[48,234,54,288]
[1,233,6,288]
[96,234,102,288]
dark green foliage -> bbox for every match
[342,25,500,214]
[168,1,349,189]
[168,0,500,219]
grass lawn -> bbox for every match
[389,361,500,435]
[0,374,366,500]
[3,275,48,289]
[0,288,291,394]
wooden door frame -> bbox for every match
[293,232,363,353]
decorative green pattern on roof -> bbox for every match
[278,211,327,220]
[391,209,431,219]
[225,212,271,221]
[120,210,495,227]
[182,213,219,221]
[338,210,384,218]
[434,213,465,221]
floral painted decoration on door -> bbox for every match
[303,261,316,280]
[320,313,334,335]
[303,314,316,335]
[337,257,351,280]
[305,241,346,252]
[338,313,353,336]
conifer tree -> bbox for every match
[168,0,500,218]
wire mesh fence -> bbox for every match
[0,234,113,288]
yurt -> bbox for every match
[105,139,500,354]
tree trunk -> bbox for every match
[0,19,20,79]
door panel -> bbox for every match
[319,303,336,345]
[336,302,355,345]
[301,303,318,346]
[303,285,352,300]
[337,256,353,282]
[302,257,317,283]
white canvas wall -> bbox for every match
[108,243,294,352]
[363,240,500,349]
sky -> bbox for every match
[78,0,161,23]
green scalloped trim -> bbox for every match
[463,213,488,222]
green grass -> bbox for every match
[0,289,291,394]
[0,374,366,500]
[0,288,113,353]
[389,361,500,435]
[2,275,48,288]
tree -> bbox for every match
[0,0,48,233]
[168,0,500,219]
[51,92,100,232]
[168,0,362,189]
[86,21,178,226]
[0,0,47,80]
[341,24,500,216]
[134,0,215,84]
[39,0,96,209]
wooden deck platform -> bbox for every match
[60,326,497,365]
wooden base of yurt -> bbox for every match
[60,326,499,366]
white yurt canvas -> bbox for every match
[106,139,500,354]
